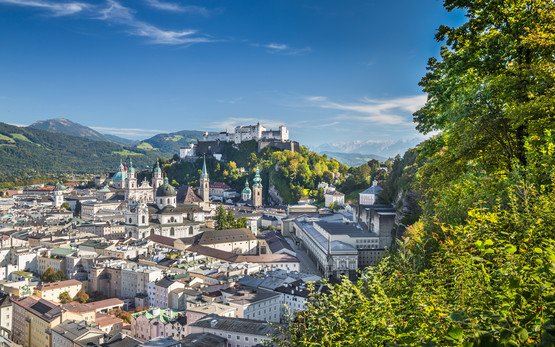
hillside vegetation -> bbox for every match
[0,123,160,178]
[137,130,204,156]
[277,1,555,346]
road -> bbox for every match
[285,236,320,276]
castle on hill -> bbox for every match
[202,123,289,144]
[182,123,299,160]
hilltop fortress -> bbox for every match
[203,123,289,143]
[183,123,299,159]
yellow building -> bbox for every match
[12,295,65,347]
[35,279,83,302]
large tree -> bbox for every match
[415,0,555,172]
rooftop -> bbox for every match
[190,315,279,336]
[36,279,82,291]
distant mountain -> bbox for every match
[320,151,386,166]
[29,118,135,146]
[0,123,160,175]
[315,137,424,158]
[137,130,205,156]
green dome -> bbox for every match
[242,178,251,194]
[156,177,176,197]
[113,171,127,182]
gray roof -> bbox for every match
[315,221,378,237]
[156,277,175,289]
[190,315,279,337]
[182,333,227,347]
[360,185,383,195]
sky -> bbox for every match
[0,0,467,147]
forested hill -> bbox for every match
[136,130,204,156]
[0,123,160,177]
[277,1,555,346]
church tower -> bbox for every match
[241,178,252,201]
[125,159,137,201]
[252,166,263,208]
[199,156,210,205]
[152,160,163,195]
[53,182,64,208]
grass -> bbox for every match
[137,142,156,150]
[112,150,143,156]
[0,134,15,143]
[166,135,183,142]
[11,133,32,142]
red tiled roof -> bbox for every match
[210,182,231,189]
[95,312,123,327]
[147,234,176,247]
[62,298,124,313]
[36,279,82,291]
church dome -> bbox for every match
[113,171,127,182]
[242,178,251,194]
[156,177,176,197]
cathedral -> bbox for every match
[111,160,164,203]
[123,158,210,240]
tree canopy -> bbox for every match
[278,1,555,346]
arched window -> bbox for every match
[167,198,169,204]
[129,218,132,223]
[142,216,146,224]
[170,227,175,236]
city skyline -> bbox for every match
[0,0,466,146]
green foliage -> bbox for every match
[42,267,66,283]
[278,145,555,345]
[138,130,204,156]
[0,123,160,176]
[58,291,72,304]
[74,289,89,304]
[278,1,555,345]
[165,141,350,205]
[215,204,249,230]
[60,202,70,211]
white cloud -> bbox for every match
[0,0,213,45]
[98,0,211,45]
[252,42,311,56]
[266,43,288,50]
[144,0,210,15]
[305,95,426,126]
[0,0,88,16]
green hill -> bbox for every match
[0,123,160,176]
[137,130,204,156]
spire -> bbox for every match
[129,159,135,174]
[154,160,161,173]
[244,178,250,189]
[253,166,262,187]
[119,159,124,171]
[201,155,208,179]
[163,176,168,185]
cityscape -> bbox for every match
[1,0,554,346]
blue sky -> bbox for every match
[0,0,466,147]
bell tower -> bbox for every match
[199,156,210,205]
[252,166,262,208]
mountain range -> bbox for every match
[314,137,425,159]
[29,118,136,146]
